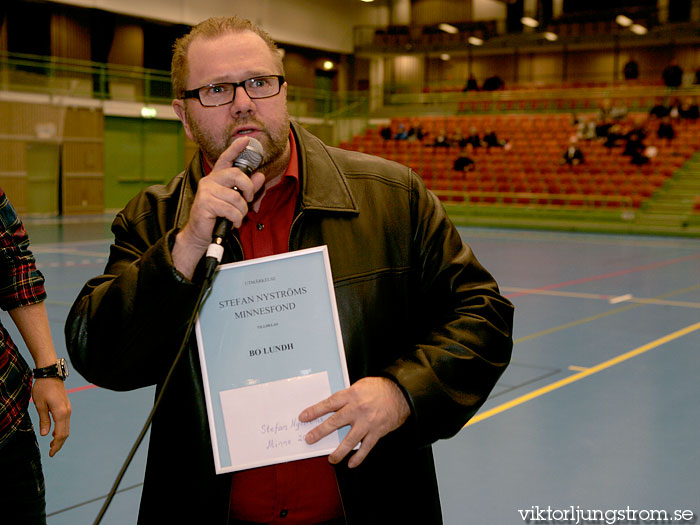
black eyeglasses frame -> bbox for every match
[180,75,286,107]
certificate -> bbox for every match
[195,246,351,474]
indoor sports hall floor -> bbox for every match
[9,217,700,525]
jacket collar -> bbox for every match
[175,120,358,230]
[290,121,358,214]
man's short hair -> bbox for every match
[171,16,284,99]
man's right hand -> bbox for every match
[173,138,266,279]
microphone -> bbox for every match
[204,137,264,280]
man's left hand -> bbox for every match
[32,378,71,457]
[299,376,410,468]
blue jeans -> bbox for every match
[0,413,47,524]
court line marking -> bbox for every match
[32,247,109,257]
[505,253,700,299]
[609,293,633,304]
[465,320,700,428]
[502,287,609,300]
[458,227,700,250]
[66,384,98,394]
[628,297,700,309]
[513,283,700,344]
[568,365,590,372]
[502,286,700,309]
[46,483,143,517]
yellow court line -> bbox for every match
[567,365,590,372]
[465,320,700,427]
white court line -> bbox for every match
[609,293,633,304]
[502,287,700,309]
[502,287,608,300]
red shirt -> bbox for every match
[203,133,343,523]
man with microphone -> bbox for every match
[66,15,513,525]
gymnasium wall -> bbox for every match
[0,101,104,215]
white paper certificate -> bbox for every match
[195,246,350,474]
[220,372,339,471]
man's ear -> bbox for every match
[172,99,195,142]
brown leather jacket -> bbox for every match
[66,122,513,524]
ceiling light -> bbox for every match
[616,15,633,27]
[438,23,458,34]
[361,0,374,3]
[468,36,484,46]
[544,32,558,41]
[630,24,647,35]
[521,16,539,28]
[440,54,451,61]
[322,60,334,71]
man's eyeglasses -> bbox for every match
[181,75,285,107]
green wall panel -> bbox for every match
[104,117,184,210]
[26,142,60,215]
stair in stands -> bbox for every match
[637,155,700,230]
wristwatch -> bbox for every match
[33,358,69,381]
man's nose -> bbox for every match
[230,85,255,114]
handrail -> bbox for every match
[0,50,372,144]
[0,51,370,116]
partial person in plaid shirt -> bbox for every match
[0,187,71,523]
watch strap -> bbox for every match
[33,358,69,381]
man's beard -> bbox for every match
[187,110,290,171]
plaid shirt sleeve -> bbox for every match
[0,188,46,310]
[0,187,45,448]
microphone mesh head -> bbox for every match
[234,137,264,173]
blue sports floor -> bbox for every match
[6,219,699,524]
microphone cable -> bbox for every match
[94,268,216,524]
[93,137,263,523]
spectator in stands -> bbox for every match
[482,75,504,91]
[603,123,625,149]
[405,120,418,140]
[380,125,393,140]
[668,97,681,119]
[576,118,596,141]
[657,116,675,140]
[623,57,639,80]
[432,129,451,147]
[452,127,465,148]
[464,127,482,148]
[597,98,613,121]
[649,98,670,119]
[623,127,646,156]
[561,136,584,166]
[662,60,683,88]
[394,124,409,140]
[462,74,479,92]
[610,99,628,121]
[483,129,506,148]
[453,144,476,172]
[631,146,657,166]
[679,97,699,120]
[627,115,648,139]
[595,99,614,137]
